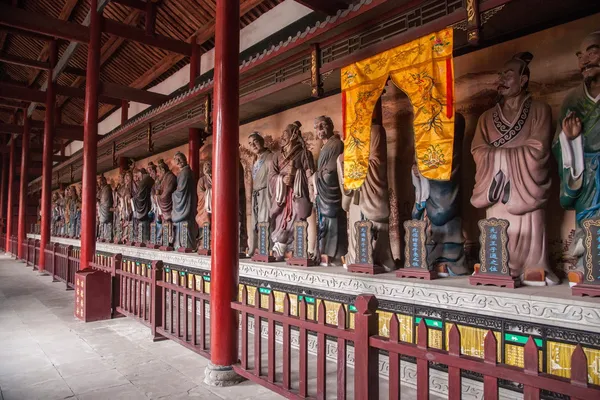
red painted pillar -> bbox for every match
[188,37,201,181]
[206,0,241,383]
[121,100,129,125]
[39,40,57,271]
[0,139,8,232]
[17,116,30,259]
[80,0,101,271]
[5,135,15,252]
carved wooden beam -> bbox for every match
[465,0,482,45]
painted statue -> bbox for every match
[337,123,395,271]
[132,168,155,242]
[172,152,198,249]
[56,191,66,236]
[67,186,81,238]
[312,115,347,266]
[51,192,61,236]
[411,114,467,276]
[552,32,600,286]
[471,52,557,285]
[97,176,113,241]
[156,159,177,244]
[147,162,160,223]
[117,172,134,242]
[269,121,315,259]
[196,161,212,233]
[248,132,274,255]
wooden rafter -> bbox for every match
[26,0,80,88]
[294,0,347,15]
[0,52,51,70]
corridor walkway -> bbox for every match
[0,255,282,400]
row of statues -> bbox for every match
[48,32,600,288]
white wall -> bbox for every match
[64,0,312,157]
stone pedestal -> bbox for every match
[204,362,244,387]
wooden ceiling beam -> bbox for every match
[0,83,46,103]
[27,0,112,117]
[26,0,80,88]
[63,66,87,77]
[0,26,55,42]
[293,0,347,15]
[111,0,148,11]
[102,17,191,55]
[100,82,168,105]
[30,154,70,163]
[0,52,51,70]
[0,122,87,141]
[0,4,90,43]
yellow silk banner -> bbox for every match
[341,28,455,190]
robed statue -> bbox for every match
[552,32,600,286]
[97,176,113,241]
[471,52,557,285]
[156,159,177,244]
[172,152,198,250]
[196,161,212,235]
[248,132,274,256]
[132,168,155,242]
[411,114,467,276]
[337,123,395,271]
[269,121,315,259]
[116,172,134,242]
[312,116,347,266]
[67,186,81,238]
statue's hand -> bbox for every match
[562,111,582,140]
[283,175,294,187]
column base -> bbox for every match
[204,362,244,387]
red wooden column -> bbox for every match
[80,0,102,270]
[0,138,8,234]
[39,40,57,271]
[17,116,30,259]
[188,36,201,180]
[5,135,15,252]
[205,0,242,386]
[121,100,129,125]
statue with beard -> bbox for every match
[117,172,134,243]
[472,52,556,285]
[411,114,467,276]
[196,161,212,237]
[269,121,315,259]
[553,32,600,287]
[312,116,347,266]
[67,186,82,238]
[248,132,274,256]
[132,168,155,243]
[97,176,113,241]
[156,159,177,244]
[172,152,198,250]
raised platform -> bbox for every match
[29,234,600,334]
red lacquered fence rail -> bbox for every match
[155,263,210,358]
[0,233,5,252]
[115,257,153,327]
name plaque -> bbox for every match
[287,221,314,267]
[582,218,600,285]
[198,222,211,255]
[160,221,173,251]
[128,221,135,244]
[252,222,275,262]
[396,220,435,280]
[150,223,157,245]
[356,220,373,264]
[470,218,517,288]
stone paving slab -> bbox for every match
[0,255,283,400]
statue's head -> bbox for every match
[202,161,212,176]
[157,159,169,179]
[314,116,334,140]
[52,192,58,202]
[124,172,132,185]
[147,162,157,179]
[281,121,302,148]
[578,32,600,86]
[497,52,533,98]
[132,168,143,182]
[248,132,266,155]
[174,152,188,169]
[98,175,107,188]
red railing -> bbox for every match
[231,293,600,400]
[115,257,154,327]
[154,262,210,357]
[9,235,17,257]
[67,248,80,288]
[43,243,54,275]
[33,240,40,269]
[0,233,5,252]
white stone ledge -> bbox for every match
[29,234,600,333]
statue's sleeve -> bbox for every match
[552,100,584,209]
[470,113,498,210]
[336,154,352,213]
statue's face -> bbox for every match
[248,136,264,155]
[497,60,526,98]
[148,168,156,179]
[156,168,164,179]
[125,174,132,185]
[280,129,293,147]
[315,118,333,140]
[203,162,212,176]
[578,34,600,84]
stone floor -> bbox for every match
[0,255,284,400]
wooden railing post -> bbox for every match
[353,294,379,400]
[151,260,166,341]
[112,254,123,318]
[66,245,73,290]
